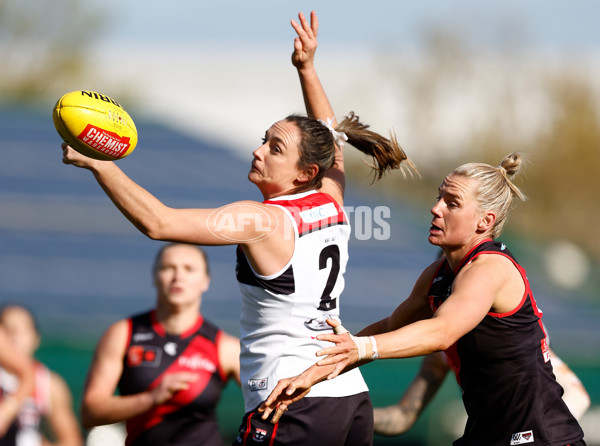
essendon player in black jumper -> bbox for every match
[81,244,240,446]
[262,154,586,446]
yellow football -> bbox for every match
[53,90,138,161]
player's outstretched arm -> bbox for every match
[61,144,276,246]
[292,11,332,123]
[291,10,345,203]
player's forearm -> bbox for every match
[297,65,334,122]
[357,317,392,337]
[90,162,169,239]
[81,392,154,429]
[374,319,452,360]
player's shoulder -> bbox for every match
[98,318,131,350]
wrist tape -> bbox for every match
[333,323,378,361]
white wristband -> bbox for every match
[369,335,380,360]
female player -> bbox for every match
[0,305,82,446]
[61,11,415,446]
[260,153,586,446]
[80,243,240,446]
[0,320,34,440]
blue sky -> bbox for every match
[93,1,600,54]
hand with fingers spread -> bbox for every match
[315,319,377,380]
[290,10,318,71]
[257,376,309,424]
[257,319,377,423]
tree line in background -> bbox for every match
[0,0,104,103]
[2,2,599,265]
[347,27,600,268]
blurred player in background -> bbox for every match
[373,346,590,436]
[0,304,82,446]
[60,10,416,446]
[81,243,240,446]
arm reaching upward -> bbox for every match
[291,11,345,203]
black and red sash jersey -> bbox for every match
[118,311,228,446]
[428,240,584,446]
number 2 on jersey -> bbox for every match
[318,244,340,310]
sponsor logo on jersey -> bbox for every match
[299,202,338,223]
[132,332,154,342]
[510,430,534,445]
[304,314,341,331]
[164,342,178,356]
[248,378,268,391]
[252,428,267,442]
[177,354,217,373]
[78,124,131,158]
[541,337,551,363]
[501,243,507,251]
[126,345,161,367]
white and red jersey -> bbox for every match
[236,190,368,412]
[0,362,51,446]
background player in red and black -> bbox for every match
[81,243,240,446]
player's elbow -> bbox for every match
[429,328,458,352]
[141,216,172,241]
[80,407,96,430]
[80,397,104,429]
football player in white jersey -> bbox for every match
[60,11,415,446]
[0,305,82,446]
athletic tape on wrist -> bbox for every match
[332,323,376,361]
[353,335,369,361]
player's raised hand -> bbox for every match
[291,10,318,70]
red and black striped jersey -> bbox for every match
[118,311,227,446]
[428,239,584,446]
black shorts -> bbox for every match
[232,392,373,446]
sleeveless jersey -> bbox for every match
[236,190,368,412]
[428,239,584,446]
[118,311,227,446]
[0,363,51,446]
